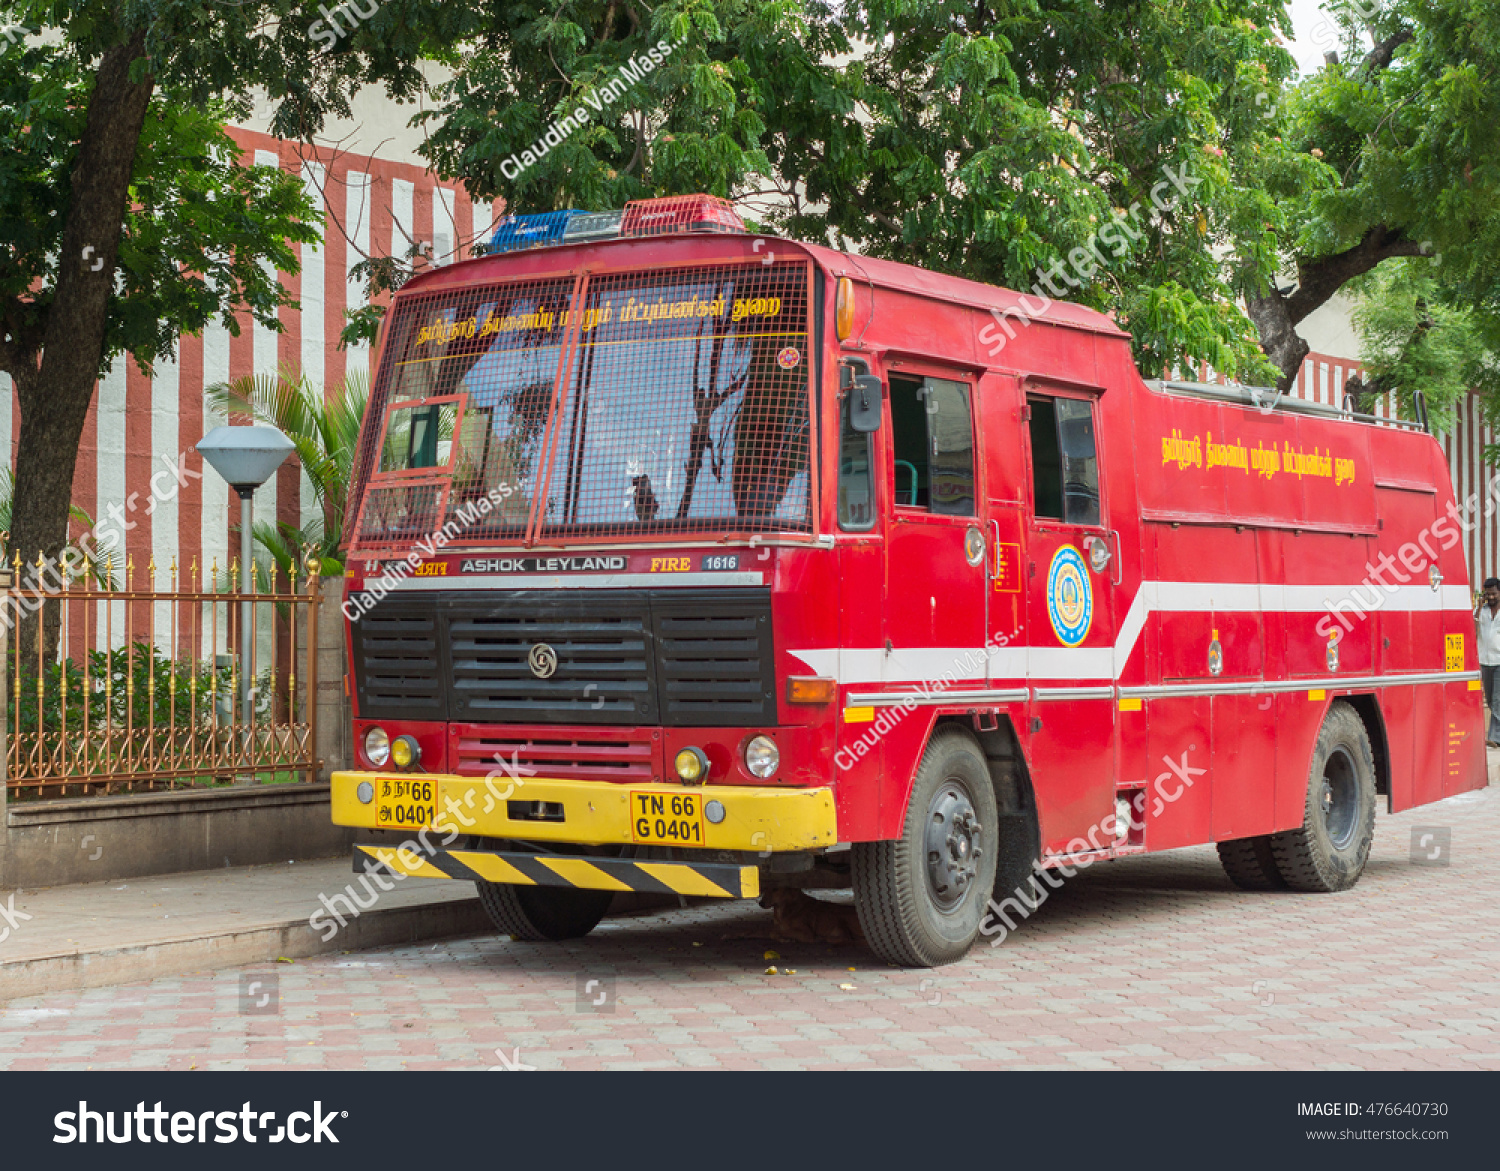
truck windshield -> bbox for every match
[351,261,813,550]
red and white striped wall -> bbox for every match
[1284,351,1498,587]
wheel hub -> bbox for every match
[1320,747,1359,850]
[925,781,984,909]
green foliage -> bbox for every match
[0,19,319,378]
[1248,2,1500,397]
[7,641,273,738]
[418,1,1295,383]
[1350,258,1500,434]
[205,368,370,575]
[1278,1,1500,280]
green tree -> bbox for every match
[1242,0,1500,389]
[418,1,1300,383]
[0,0,475,659]
[1346,258,1500,433]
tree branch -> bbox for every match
[1249,223,1425,389]
[1285,224,1424,321]
[1360,27,1413,77]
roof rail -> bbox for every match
[1147,379,1429,433]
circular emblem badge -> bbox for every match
[527,643,558,679]
[1046,546,1093,646]
[776,346,801,370]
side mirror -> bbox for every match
[841,362,884,433]
[849,375,884,433]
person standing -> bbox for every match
[1476,577,1500,747]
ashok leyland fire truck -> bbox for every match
[330,194,1486,967]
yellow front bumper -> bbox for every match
[331,771,838,853]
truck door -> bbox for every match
[883,368,988,681]
[1021,388,1119,854]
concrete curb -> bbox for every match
[0,896,491,1003]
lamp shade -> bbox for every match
[196,425,296,490]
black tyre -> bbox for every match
[1268,701,1377,892]
[1216,836,1287,891]
[852,726,1000,968]
[476,882,613,941]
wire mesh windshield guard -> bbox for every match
[349,259,814,555]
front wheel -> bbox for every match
[1269,701,1377,892]
[852,727,1000,967]
[476,882,613,941]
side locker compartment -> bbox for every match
[1208,529,1273,841]
[1265,528,1330,832]
[1376,486,1446,808]
[1143,523,1211,850]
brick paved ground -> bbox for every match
[0,785,1494,1071]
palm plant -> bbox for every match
[205,367,369,580]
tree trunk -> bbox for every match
[9,31,155,663]
[1249,225,1426,391]
[1245,290,1310,393]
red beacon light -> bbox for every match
[619,194,746,238]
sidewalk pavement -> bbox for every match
[0,856,488,1002]
[3,752,1494,1004]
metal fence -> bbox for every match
[2,556,323,799]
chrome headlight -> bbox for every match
[363,726,390,767]
[744,735,780,779]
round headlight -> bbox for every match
[391,735,421,770]
[364,726,390,767]
[674,746,709,783]
[744,735,780,779]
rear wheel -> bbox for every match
[852,727,1000,968]
[476,882,613,941]
[1216,836,1287,891]
[1269,702,1377,892]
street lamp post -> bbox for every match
[196,425,296,731]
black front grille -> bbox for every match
[449,598,655,722]
[350,606,445,720]
[349,588,775,726]
[653,597,775,725]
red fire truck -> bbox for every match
[330,194,1487,967]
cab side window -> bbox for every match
[837,396,876,532]
[1028,395,1100,525]
[889,375,976,516]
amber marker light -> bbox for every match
[835,277,856,340]
[787,676,837,705]
[391,735,421,770]
[674,746,709,783]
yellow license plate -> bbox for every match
[1445,633,1465,672]
[629,790,705,845]
[377,776,434,830]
